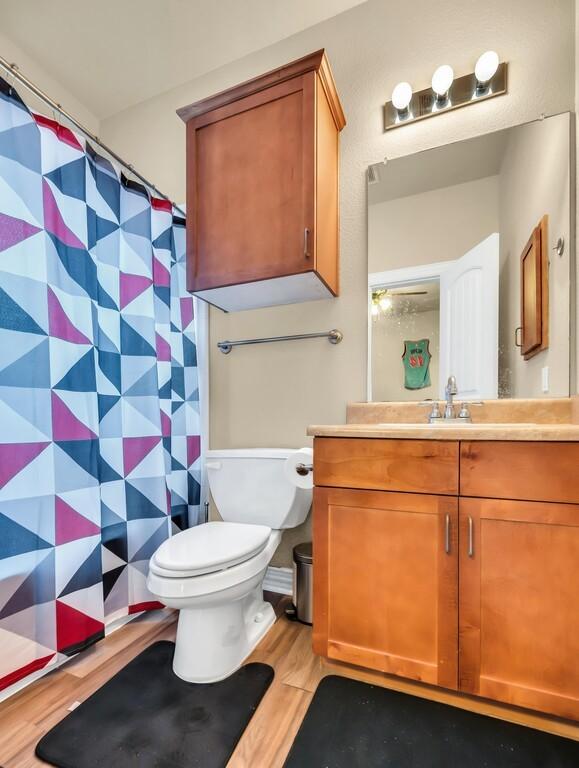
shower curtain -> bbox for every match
[0,77,201,691]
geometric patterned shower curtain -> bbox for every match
[0,77,201,693]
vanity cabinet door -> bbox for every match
[313,487,458,689]
[459,497,579,721]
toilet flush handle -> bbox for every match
[296,463,313,476]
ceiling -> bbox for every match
[368,126,512,205]
[374,282,440,315]
[0,0,367,119]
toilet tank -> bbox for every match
[205,448,312,529]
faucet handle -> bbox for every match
[446,375,458,395]
[419,400,442,422]
[458,401,483,420]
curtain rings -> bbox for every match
[53,103,63,127]
[124,163,135,187]
[7,63,18,96]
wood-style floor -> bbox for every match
[1,593,578,767]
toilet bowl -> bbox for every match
[147,448,312,683]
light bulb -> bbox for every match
[379,296,392,311]
[391,82,413,111]
[431,65,454,98]
[475,51,499,85]
[371,303,379,317]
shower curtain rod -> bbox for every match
[0,55,186,218]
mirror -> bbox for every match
[367,113,573,401]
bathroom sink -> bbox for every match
[375,422,539,428]
[374,421,475,426]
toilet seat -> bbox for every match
[148,528,282,603]
[150,521,271,578]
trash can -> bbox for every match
[292,542,313,625]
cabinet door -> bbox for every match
[459,498,579,720]
[520,216,548,360]
[186,74,315,292]
[313,487,458,689]
[520,226,542,356]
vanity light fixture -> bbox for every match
[475,50,500,93]
[384,52,507,130]
[391,81,413,121]
[431,64,454,106]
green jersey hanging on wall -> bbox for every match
[402,339,431,390]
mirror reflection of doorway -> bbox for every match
[369,234,500,402]
[371,281,440,402]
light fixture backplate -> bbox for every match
[384,62,507,131]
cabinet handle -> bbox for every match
[444,514,451,554]
[467,516,474,558]
[304,227,310,258]
[515,326,522,348]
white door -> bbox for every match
[439,233,499,400]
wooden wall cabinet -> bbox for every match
[313,437,579,721]
[178,50,345,312]
[519,215,549,359]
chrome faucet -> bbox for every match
[444,375,458,419]
[421,377,483,424]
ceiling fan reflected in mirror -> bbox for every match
[370,287,428,316]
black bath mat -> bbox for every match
[36,641,273,768]
[284,675,579,767]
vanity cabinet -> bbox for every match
[313,437,458,495]
[178,50,345,312]
[459,497,579,721]
[313,437,579,721]
[313,487,458,689]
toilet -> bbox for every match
[147,448,312,683]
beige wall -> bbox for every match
[0,31,100,133]
[498,114,571,398]
[372,309,440,401]
[368,176,500,272]
[101,0,575,565]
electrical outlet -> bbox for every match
[542,366,549,393]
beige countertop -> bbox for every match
[308,399,579,440]
[307,422,579,441]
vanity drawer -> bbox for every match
[460,441,579,504]
[314,437,459,495]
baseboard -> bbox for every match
[263,566,293,596]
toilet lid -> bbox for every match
[152,521,272,576]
